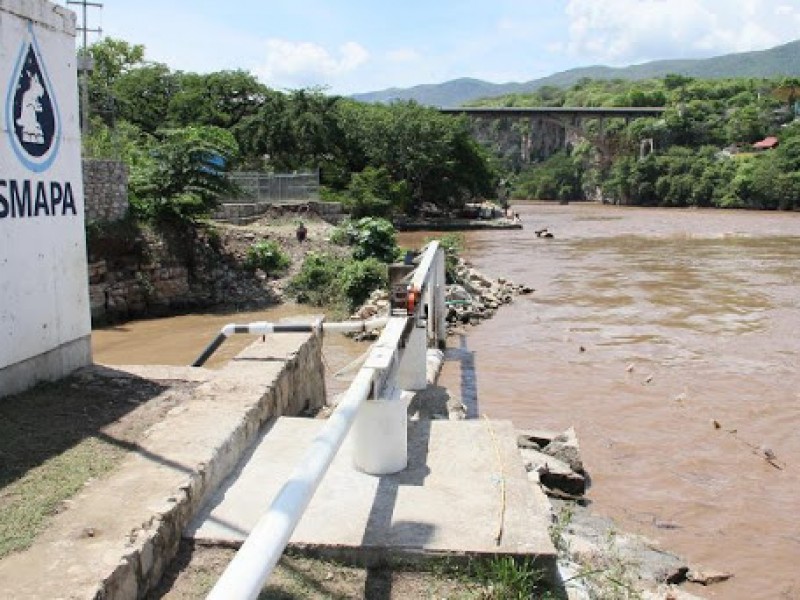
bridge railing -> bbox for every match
[207,241,447,600]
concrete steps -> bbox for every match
[187,416,556,572]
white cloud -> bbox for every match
[563,0,800,65]
[255,39,369,89]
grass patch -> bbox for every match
[0,370,184,559]
[0,437,123,557]
[150,543,559,599]
[470,555,557,600]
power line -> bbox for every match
[66,0,103,138]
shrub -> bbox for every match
[350,217,399,262]
[329,217,400,263]
[244,240,289,274]
[128,125,239,226]
[338,258,388,310]
[342,166,410,218]
[329,218,354,246]
[286,252,343,307]
[287,253,387,313]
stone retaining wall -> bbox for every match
[88,259,192,323]
[83,159,129,223]
[87,227,276,325]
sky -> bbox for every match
[58,0,800,95]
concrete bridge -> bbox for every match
[440,106,666,119]
[441,106,667,164]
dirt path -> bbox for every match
[148,542,497,600]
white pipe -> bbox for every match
[322,316,389,333]
[206,245,448,597]
[207,366,375,600]
[220,316,389,338]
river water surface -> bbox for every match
[93,204,800,599]
[402,203,800,599]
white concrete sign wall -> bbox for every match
[0,0,91,397]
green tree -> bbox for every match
[87,37,146,122]
[514,151,583,201]
[129,125,239,224]
[725,105,769,143]
[113,63,179,133]
[168,70,267,130]
[82,117,154,166]
[340,166,411,218]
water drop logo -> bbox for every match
[5,23,61,173]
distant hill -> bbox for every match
[351,39,800,107]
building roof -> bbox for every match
[753,136,779,149]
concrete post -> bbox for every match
[352,385,409,475]
[398,325,427,391]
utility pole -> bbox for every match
[66,0,102,138]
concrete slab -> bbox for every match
[188,417,556,567]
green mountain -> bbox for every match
[351,39,800,107]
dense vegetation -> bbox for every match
[287,218,400,314]
[84,38,497,227]
[86,37,800,216]
[474,75,800,209]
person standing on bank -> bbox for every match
[296,222,307,242]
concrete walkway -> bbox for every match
[0,330,324,599]
[0,329,557,598]
[188,416,556,571]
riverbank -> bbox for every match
[87,245,711,599]
[428,202,800,599]
[394,216,523,231]
[87,210,345,325]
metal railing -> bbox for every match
[206,241,447,600]
[221,170,320,206]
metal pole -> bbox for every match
[80,0,88,137]
[191,332,227,367]
[66,0,102,138]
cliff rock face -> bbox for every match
[470,117,567,169]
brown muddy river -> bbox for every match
[403,203,800,600]
[94,203,800,599]
[91,304,367,399]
